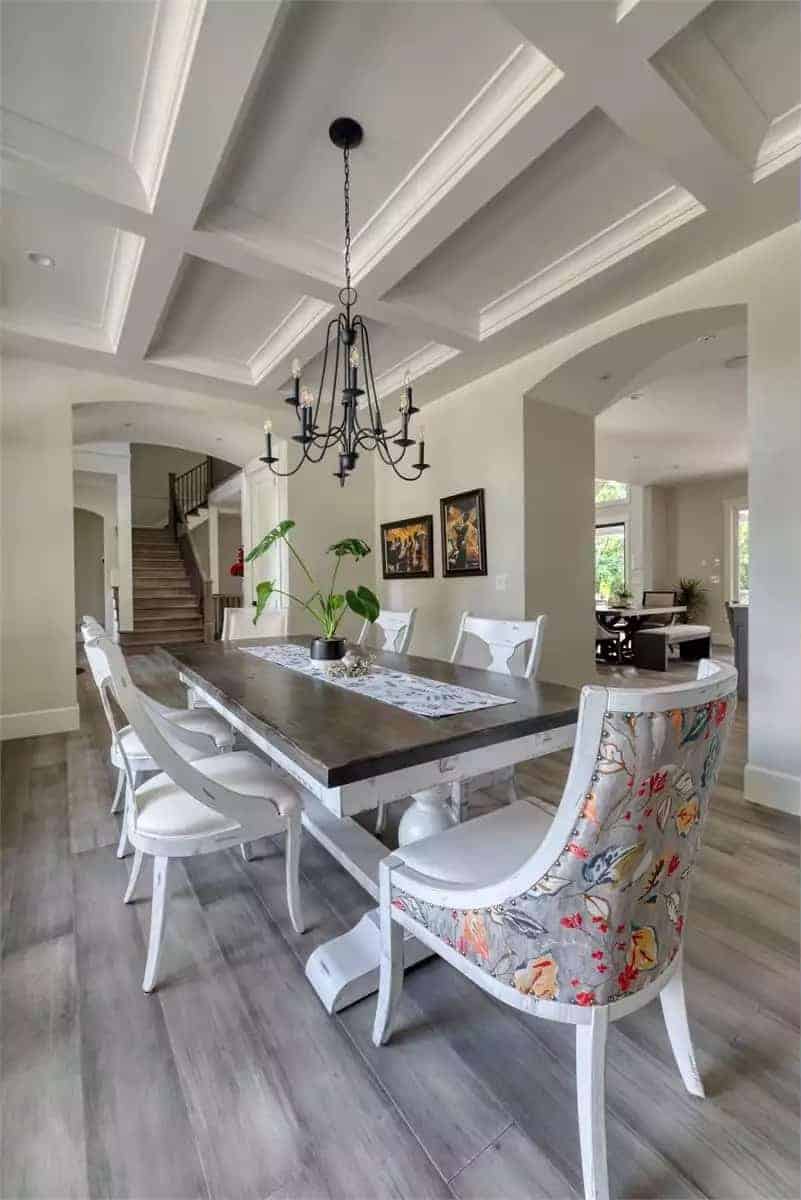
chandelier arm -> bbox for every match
[304,321,348,463]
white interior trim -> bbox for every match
[744,763,801,817]
[0,705,81,741]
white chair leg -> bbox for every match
[374,799,387,836]
[659,957,705,1098]
[123,849,145,904]
[372,862,404,1046]
[285,812,305,935]
[506,768,519,807]
[240,842,255,861]
[110,768,125,814]
[116,772,136,859]
[576,1006,610,1200]
[450,780,468,824]
[142,856,169,993]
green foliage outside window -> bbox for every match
[595,479,629,505]
[595,526,625,601]
[737,509,750,602]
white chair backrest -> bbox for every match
[450,612,547,678]
[87,636,281,835]
[222,606,287,641]
[417,659,737,1009]
[357,607,417,655]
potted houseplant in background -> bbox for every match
[677,577,707,623]
[245,520,379,661]
[612,586,633,609]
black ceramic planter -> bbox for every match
[309,636,347,662]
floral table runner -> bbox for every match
[241,643,516,719]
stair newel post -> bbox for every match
[168,472,177,539]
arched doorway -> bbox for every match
[73,508,105,630]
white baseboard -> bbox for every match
[744,763,801,816]
[0,705,80,741]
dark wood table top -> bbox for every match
[163,637,579,788]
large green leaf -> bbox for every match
[328,537,371,560]
[246,519,296,563]
[346,585,380,624]
[253,580,276,623]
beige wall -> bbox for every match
[1,357,78,738]
[73,507,105,627]
[657,473,748,643]
[525,398,595,686]
[130,443,208,527]
[372,375,526,663]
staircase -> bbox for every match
[121,528,205,653]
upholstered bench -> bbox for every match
[633,624,711,671]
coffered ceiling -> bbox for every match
[1,0,798,423]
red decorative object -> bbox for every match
[229,546,244,577]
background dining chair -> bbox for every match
[80,617,235,859]
[595,619,622,662]
[449,611,548,814]
[640,589,679,629]
[357,607,417,655]
[221,605,288,641]
[87,634,305,992]
[372,659,737,1200]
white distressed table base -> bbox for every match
[305,909,432,1014]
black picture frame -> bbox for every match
[380,514,434,579]
[440,488,488,577]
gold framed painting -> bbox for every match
[380,514,434,579]
[440,488,487,577]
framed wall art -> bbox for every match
[380,514,434,579]
[440,488,487,577]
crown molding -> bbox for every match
[374,343,460,400]
[103,231,146,350]
[479,186,705,339]
[248,296,333,385]
[754,105,801,183]
[144,351,254,386]
[130,0,207,205]
[352,43,564,283]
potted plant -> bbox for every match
[677,577,706,623]
[613,587,633,609]
[245,520,379,661]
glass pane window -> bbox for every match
[595,479,629,505]
[736,508,749,603]
[595,522,626,601]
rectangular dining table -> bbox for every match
[163,637,579,1013]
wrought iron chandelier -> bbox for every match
[262,117,429,487]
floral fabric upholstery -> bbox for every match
[392,693,736,1008]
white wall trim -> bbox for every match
[0,705,80,741]
[744,763,801,816]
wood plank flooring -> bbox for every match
[1,652,798,1200]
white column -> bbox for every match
[744,259,801,814]
[116,452,134,631]
[209,504,220,593]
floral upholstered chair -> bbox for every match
[373,660,737,1200]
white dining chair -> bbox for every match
[450,612,548,811]
[372,659,737,1200]
[86,634,305,992]
[357,607,417,655]
[221,605,287,641]
[81,617,236,859]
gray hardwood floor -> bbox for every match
[2,652,799,1200]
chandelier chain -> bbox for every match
[343,147,352,295]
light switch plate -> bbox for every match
[495,573,508,592]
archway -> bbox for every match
[73,508,105,630]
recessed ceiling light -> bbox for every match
[599,372,612,382]
[123,422,133,428]
[633,455,641,461]
[629,391,643,400]
[672,464,680,470]
[27,251,56,269]
[216,437,222,442]
[697,334,717,343]
[725,354,748,369]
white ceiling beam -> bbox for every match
[495,0,749,210]
[114,1,286,365]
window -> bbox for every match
[595,479,629,505]
[595,522,626,601]
[735,506,749,603]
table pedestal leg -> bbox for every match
[398,783,458,846]
[304,909,432,1013]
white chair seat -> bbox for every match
[134,750,300,840]
[166,707,236,749]
[394,799,553,887]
